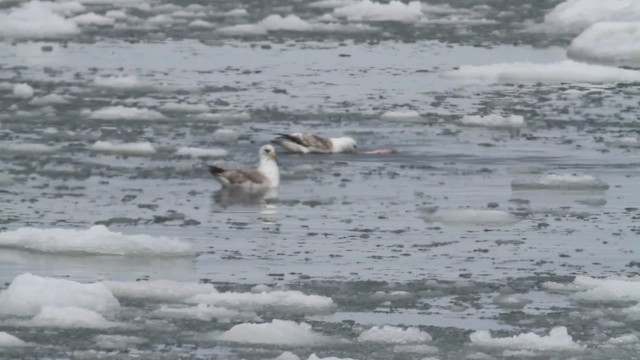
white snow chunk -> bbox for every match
[25,306,116,329]
[334,0,423,22]
[103,280,215,302]
[0,273,120,317]
[89,106,165,120]
[72,12,115,26]
[105,10,128,20]
[568,22,640,66]
[358,325,432,343]
[429,209,520,227]
[94,335,146,350]
[543,0,640,34]
[145,14,174,27]
[29,94,71,106]
[152,303,248,322]
[0,1,80,39]
[441,60,640,84]
[607,334,639,344]
[90,141,156,156]
[470,326,583,351]
[159,102,209,113]
[606,136,640,148]
[512,174,609,190]
[217,14,375,35]
[261,14,313,31]
[175,147,229,158]
[225,8,248,16]
[193,112,251,121]
[622,303,640,320]
[544,275,640,302]
[1,143,55,154]
[217,23,267,36]
[13,83,34,98]
[275,352,302,360]
[218,320,331,345]
[380,110,422,121]
[309,0,358,9]
[460,114,525,129]
[0,332,28,347]
[188,289,335,315]
[93,75,146,89]
[212,129,239,143]
[0,225,195,256]
[188,19,214,29]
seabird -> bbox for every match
[208,144,280,189]
[274,133,357,154]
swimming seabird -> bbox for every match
[208,144,280,188]
[274,133,357,154]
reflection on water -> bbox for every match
[211,187,279,214]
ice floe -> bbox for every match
[358,325,432,343]
[568,22,640,66]
[1,143,55,155]
[218,320,331,345]
[470,326,583,351]
[89,106,166,120]
[0,1,80,39]
[103,280,215,302]
[212,129,239,143]
[152,304,250,322]
[543,0,640,34]
[93,75,147,89]
[90,141,157,156]
[0,225,195,256]
[0,332,28,347]
[193,112,251,121]
[442,60,640,84]
[175,147,228,158]
[0,273,120,317]
[72,12,116,26]
[459,114,525,129]
[217,14,376,35]
[188,288,335,315]
[333,0,423,23]
[159,102,209,113]
[24,306,116,329]
[308,0,357,9]
[543,275,640,302]
[511,174,609,191]
[425,209,520,227]
[13,83,34,98]
[380,110,422,121]
[606,136,640,148]
[29,94,71,106]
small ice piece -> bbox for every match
[459,114,525,129]
[469,326,583,351]
[102,280,215,302]
[606,136,640,148]
[225,8,248,16]
[622,303,640,320]
[380,110,422,121]
[29,94,71,106]
[333,0,423,22]
[93,75,145,89]
[24,306,116,329]
[212,129,239,143]
[89,106,165,120]
[493,295,531,309]
[607,334,639,344]
[152,303,248,322]
[13,83,34,98]
[2,143,55,154]
[0,1,80,39]
[511,174,609,191]
[309,0,358,9]
[175,147,228,158]
[0,273,120,317]
[218,320,331,345]
[358,325,432,344]
[189,19,214,29]
[94,335,146,350]
[429,209,520,227]
[90,141,156,156]
[275,352,301,360]
[542,0,640,34]
[0,225,195,256]
[0,332,28,347]
[193,112,251,121]
[159,102,210,113]
[370,290,413,302]
[72,12,116,26]
[441,60,640,84]
[568,22,640,66]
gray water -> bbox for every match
[1,0,640,359]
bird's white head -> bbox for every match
[332,137,357,153]
[259,144,278,162]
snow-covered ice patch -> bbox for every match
[607,334,639,345]
[470,326,583,351]
[93,75,147,90]
[29,94,71,106]
[543,275,640,302]
[426,209,520,227]
[568,22,640,66]
[175,147,228,158]
[380,110,422,121]
[0,1,80,39]
[442,60,640,84]
[103,280,215,302]
[89,106,165,120]
[159,102,209,113]
[1,143,55,155]
[334,0,423,23]
[512,174,609,191]
[542,0,640,34]
[188,289,335,315]
[13,83,34,98]
[90,141,156,156]
[358,325,432,343]
[459,114,525,129]
[0,273,119,317]
[0,225,195,256]
[212,129,239,143]
[153,304,249,322]
[218,320,332,345]
[0,332,28,347]
[72,12,115,26]
[24,306,116,329]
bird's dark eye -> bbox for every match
[265,148,271,153]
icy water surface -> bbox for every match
[1,0,640,359]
